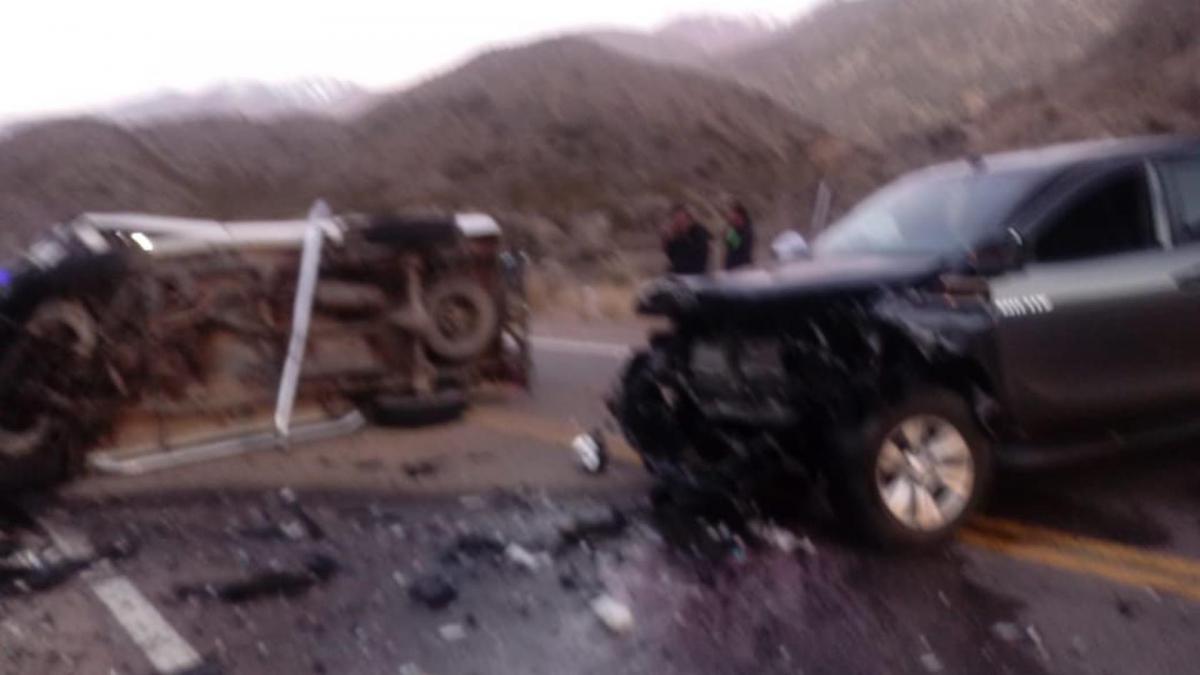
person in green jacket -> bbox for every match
[723,201,755,270]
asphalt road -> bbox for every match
[4,317,1200,674]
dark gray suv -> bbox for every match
[614,135,1200,546]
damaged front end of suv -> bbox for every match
[611,157,1062,546]
[615,265,1001,491]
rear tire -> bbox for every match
[831,387,992,548]
[359,389,468,427]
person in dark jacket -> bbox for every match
[662,204,711,275]
[722,200,755,270]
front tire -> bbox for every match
[832,387,992,548]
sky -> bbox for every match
[2,0,816,120]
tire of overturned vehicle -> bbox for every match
[832,387,993,548]
[423,278,500,362]
[0,300,102,490]
[358,389,468,427]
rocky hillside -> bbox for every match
[587,14,781,67]
[963,0,1200,151]
[899,0,1200,164]
[721,0,1136,146]
[106,79,370,124]
[0,38,874,266]
[355,39,871,223]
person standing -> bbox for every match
[661,204,711,275]
[722,201,755,270]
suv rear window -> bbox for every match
[1160,156,1200,243]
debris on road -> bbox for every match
[174,553,339,603]
[572,431,608,474]
[403,460,441,480]
[558,507,628,550]
[505,543,545,572]
[591,594,635,635]
[918,635,943,673]
[748,520,813,555]
[0,555,93,596]
[919,652,944,673]
[438,622,468,642]
[0,538,135,597]
[990,622,1022,643]
[440,532,506,567]
[279,488,327,540]
[409,573,458,610]
[1026,625,1051,662]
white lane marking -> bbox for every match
[530,336,632,359]
[34,515,204,675]
[92,577,203,674]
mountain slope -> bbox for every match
[722,0,1135,146]
[896,0,1200,164]
[0,119,202,251]
[106,79,370,124]
[965,0,1200,151]
[586,14,780,67]
[352,38,876,223]
[0,38,871,255]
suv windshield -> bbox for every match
[814,167,1047,257]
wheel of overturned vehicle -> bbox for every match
[359,388,468,427]
[833,387,992,548]
[0,417,81,493]
[26,299,98,360]
[423,278,499,362]
[0,301,102,490]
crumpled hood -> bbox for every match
[638,254,945,317]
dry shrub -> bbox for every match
[524,262,638,320]
[591,283,637,320]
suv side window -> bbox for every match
[1034,167,1157,262]
[1159,156,1200,244]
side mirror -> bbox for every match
[970,228,1024,275]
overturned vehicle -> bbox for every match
[614,136,1200,546]
[0,208,528,489]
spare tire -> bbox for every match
[423,277,499,362]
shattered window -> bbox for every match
[815,168,1046,257]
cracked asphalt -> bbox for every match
[4,318,1200,675]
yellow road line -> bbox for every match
[468,405,1200,603]
[959,528,1200,604]
[969,516,1200,582]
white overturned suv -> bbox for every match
[0,208,528,489]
